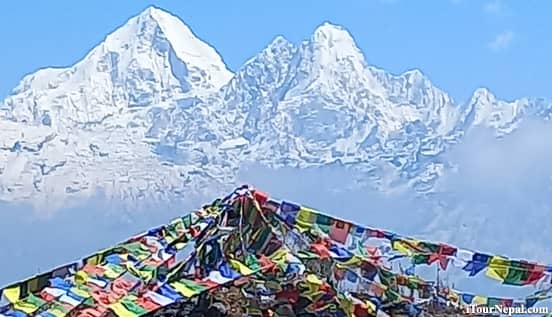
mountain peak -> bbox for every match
[136,6,188,32]
[312,22,353,42]
[267,35,293,48]
[104,6,233,89]
[302,22,366,72]
[402,69,425,80]
[471,87,497,104]
[140,5,166,16]
[137,6,167,20]
[3,6,233,126]
[310,22,361,55]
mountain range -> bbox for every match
[0,7,550,208]
[3,6,550,210]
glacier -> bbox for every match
[1,6,552,291]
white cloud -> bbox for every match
[484,0,503,15]
[440,121,552,195]
[488,31,515,51]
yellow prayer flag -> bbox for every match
[74,271,88,285]
[170,281,200,298]
[129,265,154,282]
[448,291,460,304]
[104,268,121,279]
[228,259,254,275]
[269,248,289,263]
[70,286,91,299]
[366,299,376,313]
[85,249,109,265]
[336,255,362,269]
[338,297,355,317]
[473,296,487,305]
[391,239,419,256]
[306,274,323,286]
[2,285,21,303]
[295,207,316,232]
[485,256,509,282]
[14,300,39,314]
[173,242,186,250]
[110,302,139,317]
[391,240,413,256]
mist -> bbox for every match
[2,119,552,299]
[0,194,207,286]
[434,121,552,260]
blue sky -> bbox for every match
[1,0,550,102]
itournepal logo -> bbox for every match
[464,304,549,316]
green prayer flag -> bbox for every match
[111,296,148,317]
[46,301,70,317]
[412,254,430,265]
[315,214,332,234]
[487,297,502,307]
[378,269,395,286]
[122,298,147,315]
[168,218,184,231]
[122,242,151,259]
[83,297,95,306]
[181,214,192,228]
[384,288,400,302]
[102,263,126,279]
[171,279,208,297]
[127,263,157,282]
[503,261,528,286]
[356,240,368,257]
[14,293,46,313]
[418,241,440,253]
[27,293,46,307]
[296,251,318,259]
[245,254,262,271]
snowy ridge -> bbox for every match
[1,6,551,209]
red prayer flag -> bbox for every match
[137,296,161,311]
[259,255,277,272]
[39,290,56,302]
[500,299,514,307]
[428,253,450,270]
[310,242,331,259]
[253,190,269,206]
[82,264,106,276]
[428,243,455,270]
[439,244,457,256]
[329,220,351,244]
[523,265,546,285]
[353,303,371,317]
[276,288,299,304]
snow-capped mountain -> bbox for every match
[0,6,550,211]
[2,7,231,126]
[0,7,235,208]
